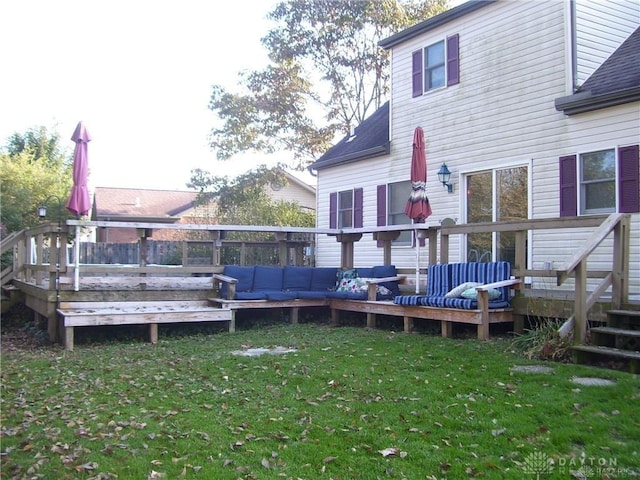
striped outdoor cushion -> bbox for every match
[426,264,452,297]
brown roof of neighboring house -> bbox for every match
[93,187,198,221]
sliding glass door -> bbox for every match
[466,166,528,264]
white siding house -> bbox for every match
[311,0,639,299]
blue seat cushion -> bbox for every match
[254,266,284,291]
[297,290,333,300]
[220,266,255,297]
[311,267,339,291]
[283,266,313,291]
[394,295,423,306]
[235,291,268,300]
[266,291,298,301]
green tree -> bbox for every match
[188,165,315,229]
[208,0,448,169]
[1,127,72,233]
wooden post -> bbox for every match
[611,215,630,308]
[210,231,222,266]
[574,260,587,344]
[334,233,362,269]
[514,230,527,276]
[137,229,152,270]
[149,323,158,344]
[36,233,44,284]
[427,229,438,265]
[440,231,450,264]
[373,231,400,265]
[403,316,414,333]
[275,232,288,266]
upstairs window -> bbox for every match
[412,33,459,97]
[425,41,445,91]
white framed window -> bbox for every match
[579,149,616,214]
[338,190,353,228]
[424,40,445,91]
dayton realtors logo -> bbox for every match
[522,451,636,478]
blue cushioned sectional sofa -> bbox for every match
[211,262,522,340]
[217,264,402,301]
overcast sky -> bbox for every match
[0,0,291,190]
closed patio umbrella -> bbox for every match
[404,126,432,292]
[66,121,91,292]
[66,121,91,217]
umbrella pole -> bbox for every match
[415,229,420,294]
[74,225,80,291]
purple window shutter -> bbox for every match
[329,192,337,229]
[618,145,639,213]
[412,50,423,97]
[446,34,459,86]
[559,155,577,217]
[354,188,363,228]
[377,185,386,247]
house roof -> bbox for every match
[378,0,496,50]
[310,101,390,171]
[93,187,198,222]
[555,26,640,115]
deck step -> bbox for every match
[590,326,640,338]
[607,309,640,329]
[572,345,640,374]
[57,300,234,352]
[58,300,232,327]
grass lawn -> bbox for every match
[1,320,639,479]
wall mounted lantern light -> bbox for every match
[437,163,454,193]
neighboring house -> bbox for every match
[92,171,316,243]
[311,0,639,297]
[267,170,317,211]
[92,188,202,242]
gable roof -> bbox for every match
[555,26,640,115]
[378,0,496,49]
[93,187,198,222]
[310,101,390,171]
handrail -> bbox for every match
[0,229,26,256]
[556,213,625,285]
[554,213,630,342]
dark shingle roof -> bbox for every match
[555,27,640,115]
[310,102,390,171]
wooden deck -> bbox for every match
[2,214,636,350]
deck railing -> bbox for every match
[2,214,632,343]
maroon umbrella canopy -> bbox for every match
[404,126,432,222]
[66,122,92,217]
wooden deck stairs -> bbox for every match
[572,309,640,373]
[57,300,234,351]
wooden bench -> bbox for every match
[57,300,233,351]
[333,279,520,340]
[391,262,523,340]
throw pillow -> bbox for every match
[461,287,501,301]
[445,282,482,298]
